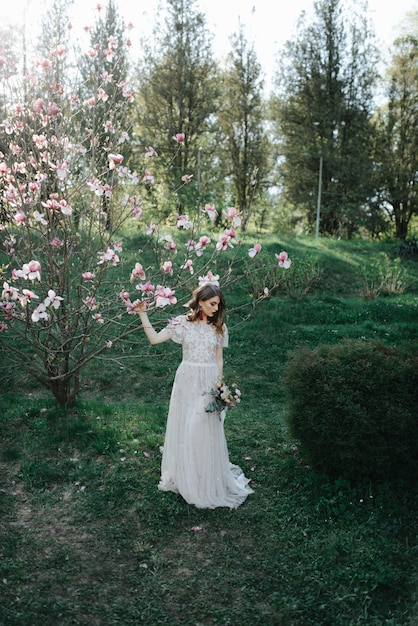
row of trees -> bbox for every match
[2,0,418,239]
[272,0,418,239]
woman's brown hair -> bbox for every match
[186,283,225,334]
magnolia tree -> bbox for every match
[0,21,292,406]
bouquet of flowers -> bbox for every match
[205,377,241,418]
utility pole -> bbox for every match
[315,155,323,240]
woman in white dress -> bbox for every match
[133,281,253,509]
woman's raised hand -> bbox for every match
[131,300,147,314]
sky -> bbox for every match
[4,0,418,91]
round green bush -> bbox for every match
[282,339,418,481]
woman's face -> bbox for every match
[199,295,220,318]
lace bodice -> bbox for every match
[166,315,228,364]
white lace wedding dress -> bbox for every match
[158,314,253,509]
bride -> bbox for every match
[132,279,253,509]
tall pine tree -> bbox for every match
[218,26,269,232]
[134,0,220,217]
[271,0,379,237]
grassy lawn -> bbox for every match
[1,236,418,625]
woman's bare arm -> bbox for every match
[132,302,172,345]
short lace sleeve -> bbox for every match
[217,324,228,348]
[165,315,187,344]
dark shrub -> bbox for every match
[282,340,418,481]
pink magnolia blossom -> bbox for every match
[59,200,73,216]
[29,182,40,193]
[48,160,69,180]
[159,235,177,253]
[0,161,10,175]
[32,98,44,114]
[97,248,119,266]
[13,162,26,174]
[19,289,39,307]
[172,133,185,144]
[113,241,123,253]
[32,133,48,150]
[44,290,63,309]
[146,224,157,235]
[83,296,97,310]
[162,261,173,275]
[93,313,104,324]
[88,49,98,58]
[181,174,193,183]
[119,291,131,302]
[14,102,24,116]
[130,263,146,282]
[142,169,154,184]
[224,207,242,228]
[177,214,193,229]
[195,235,211,257]
[13,211,26,225]
[154,285,177,308]
[204,204,218,222]
[33,210,48,225]
[102,71,113,83]
[118,131,130,144]
[132,204,143,220]
[1,301,16,319]
[136,281,155,295]
[97,88,108,102]
[50,237,63,247]
[12,268,26,280]
[22,260,41,281]
[47,102,60,116]
[39,58,52,70]
[54,44,66,58]
[82,272,95,281]
[121,84,134,102]
[198,272,219,286]
[180,259,194,275]
[275,251,292,269]
[2,282,19,301]
[31,302,49,322]
[248,243,262,258]
[108,153,124,169]
[216,231,235,251]
[41,198,60,212]
[144,146,158,157]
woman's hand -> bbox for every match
[131,300,147,314]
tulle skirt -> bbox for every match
[158,361,253,509]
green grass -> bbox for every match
[1,236,418,625]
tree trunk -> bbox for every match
[50,375,80,407]
[395,212,409,240]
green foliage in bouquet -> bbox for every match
[282,339,418,481]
